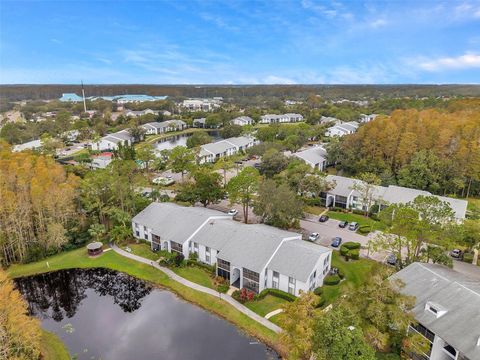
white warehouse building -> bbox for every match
[132,203,332,295]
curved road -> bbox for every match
[110,243,282,334]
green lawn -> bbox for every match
[322,251,378,305]
[40,330,70,360]
[268,312,286,327]
[327,210,386,232]
[245,295,289,317]
[172,265,215,289]
[127,242,161,261]
[304,205,327,216]
[7,248,280,352]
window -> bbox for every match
[194,242,198,253]
[135,230,140,237]
[205,246,211,263]
[288,277,295,295]
[272,271,279,289]
[243,268,260,293]
[170,241,183,254]
[428,306,438,314]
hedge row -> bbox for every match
[256,288,296,302]
[324,274,341,285]
[342,242,361,250]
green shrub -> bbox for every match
[217,283,230,293]
[358,225,371,235]
[352,209,365,215]
[315,296,326,308]
[343,242,361,250]
[340,245,350,256]
[304,197,322,206]
[324,274,341,285]
[256,288,296,302]
[313,287,323,296]
[463,252,474,263]
[350,248,360,260]
[337,269,345,279]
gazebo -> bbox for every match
[86,242,103,257]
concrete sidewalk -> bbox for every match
[110,243,282,333]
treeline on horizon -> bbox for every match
[1,84,480,101]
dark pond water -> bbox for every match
[154,130,222,151]
[15,269,278,360]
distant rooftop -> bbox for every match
[59,93,167,102]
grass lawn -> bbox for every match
[304,205,327,216]
[245,295,289,317]
[172,265,215,289]
[268,312,286,327]
[322,251,378,305]
[327,210,386,232]
[7,248,280,352]
[126,242,161,261]
[40,330,70,360]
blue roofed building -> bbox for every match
[59,93,168,103]
[59,93,84,102]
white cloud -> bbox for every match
[418,53,480,71]
[369,18,388,28]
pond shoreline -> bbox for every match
[8,248,285,358]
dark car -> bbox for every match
[338,220,348,228]
[386,254,397,266]
[319,215,329,222]
[331,237,342,247]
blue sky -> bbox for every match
[1,0,480,84]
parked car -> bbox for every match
[348,222,359,231]
[338,220,348,228]
[228,209,238,216]
[308,233,320,242]
[152,176,175,186]
[319,215,329,222]
[331,237,342,247]
[450,249,463,259]
[386,254,397,266]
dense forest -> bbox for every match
[330,101,480,197]
[1,84,480,103]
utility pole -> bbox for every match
[81,81,87,113]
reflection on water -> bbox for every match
[154,130,221,151]
[15,269,278,360]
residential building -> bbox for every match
[359,114,378,123]
[182,98,222,111]
[132,202,332,295]
[319,116,342,125]
[325,121,360,137]
[293,146,328,171]
[193,118,207,128]
[90,129,135,151]
[259,113,304,124]
[141,120,187,135]
[198,136,258,163]
[231,116,253,126]
[391,263,480,360]
[124,109,158,118]
[320,175,468,220]
[90,152,113,169]
[12,139,42,152]
[59,93,167,103]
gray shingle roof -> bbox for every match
[391,263,480,359]
[194,220,300,273]
[294,147,327,166]
[132,203,229,244]
[268,239,331,282]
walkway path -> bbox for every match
[265,309,283,320]
[110,244,282,333]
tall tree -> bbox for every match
[169,146,195,181]
[351,172,381,217]
[0,269,42,360]
[227,167,260,223]
[254,179,303,229]
[136,143,156,174]
[279,292,317,360]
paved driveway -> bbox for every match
[300,217,389,262]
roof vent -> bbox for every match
[209,220,215,225]
[425,301,447,318]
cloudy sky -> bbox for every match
[1,0,480,84]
